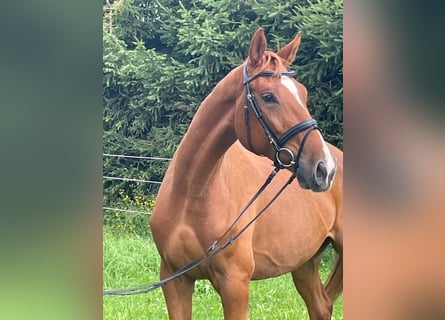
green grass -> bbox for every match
[103,229,343,319]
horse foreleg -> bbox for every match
[211,270,251,320]
[291,255,333,320]
[160,260,195,320]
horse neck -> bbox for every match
[170,66,243,196]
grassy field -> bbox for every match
[103,229,343,319]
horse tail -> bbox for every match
[324,253,343,301]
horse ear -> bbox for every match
[277,32,302,66]
[248,28,267,67]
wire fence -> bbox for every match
[103,153,172,161]
[103,176,163,184]
[103,206,152,216]
[103,153,171,215]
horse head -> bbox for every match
[234,28,337,192]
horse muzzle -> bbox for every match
[296,158,337,192]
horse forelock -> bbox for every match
[257,51,288,76]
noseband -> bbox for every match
[243,64,320,169]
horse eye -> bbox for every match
[262,93,275,103]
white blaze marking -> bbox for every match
[317,131,337,184]
[281,76,304,108]
[281,76,336,185]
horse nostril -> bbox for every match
[315,161,327,184]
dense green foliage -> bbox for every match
[103,0,343,206]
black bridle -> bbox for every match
[243,64,319,169]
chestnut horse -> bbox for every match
[150,28,343,319]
